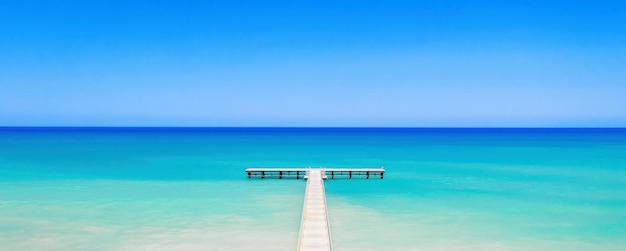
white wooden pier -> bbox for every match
[245,167,385,251]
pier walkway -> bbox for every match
[298,169,332,251]
[245,167,384,251]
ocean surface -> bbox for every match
[1,127,625,251]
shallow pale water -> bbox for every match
[1,128,625,250]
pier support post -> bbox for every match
[261,171,265,179]
[279,171,283,179]
[366,171,370,179]
[349,171,352,179]
[331,171,334,179]
[247,172,251,178]
[381,172,384,179]
[296,171,300,179]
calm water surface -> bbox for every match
[1,128,625,250]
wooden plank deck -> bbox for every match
[297,169,332,251]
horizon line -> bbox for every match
[1,126,625,129]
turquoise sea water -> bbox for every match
[1,128,625,250]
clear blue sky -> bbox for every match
[1,0,625,127]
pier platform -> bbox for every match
[245,167,385,179]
